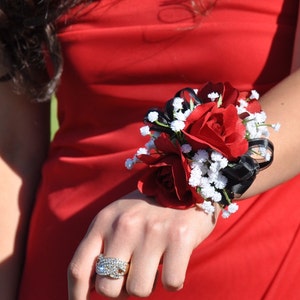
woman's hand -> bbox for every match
[68,190,220,299]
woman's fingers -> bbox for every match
[161,240,193,292]
[125,235,164,297]
[68,231,103,300]
[94,242,132,297]
[94,203,143,298]
[161,208,217,292]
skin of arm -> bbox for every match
[0,79,50,300]
[241,69,300,197]
[68,5,300,300]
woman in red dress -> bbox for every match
[1,1,300,299]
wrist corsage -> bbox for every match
[125,82,280,218]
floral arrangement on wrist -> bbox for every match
[125,82,279,218]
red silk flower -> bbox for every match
[197,81,262,113]
[182,102,248,160]
[197,81,240,107]
[137,134,202,208]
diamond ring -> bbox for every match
[95,254,129,279]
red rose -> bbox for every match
[197,82,240,107]
[137,134,202,208]
[197,82,262,113]
[182,102,248,160]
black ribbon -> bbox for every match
[220,138,274,205]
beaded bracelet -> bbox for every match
[125,82,279,218]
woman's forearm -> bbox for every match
[0,160,31,299]
[0,80,50,299]
[242,68,300,198]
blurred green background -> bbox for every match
[51,96,59,139]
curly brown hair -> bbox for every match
[0,0,93,102]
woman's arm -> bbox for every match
[242,67,300,198]
[0,78,50,299]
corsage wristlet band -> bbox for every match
[125,82,279,218]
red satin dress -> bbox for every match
[19,0,300,299]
